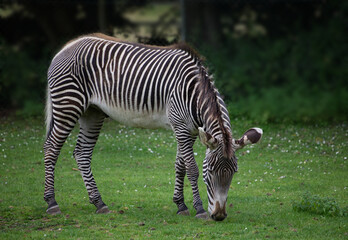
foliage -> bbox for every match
[0,38,48,115]
[0,0,144,115]
[292,192,348,217]
[204,11,348,123]
[1,1,347,123]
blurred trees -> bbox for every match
[183,0,347,122]
[0,0,141,115]
[0,0,346,122]
[1,1,140,48]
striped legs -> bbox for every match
[173,130,208,218]
[73,107,109,213]
[44,135,72,214]
[43,103,81,214]
[173,146,189,215]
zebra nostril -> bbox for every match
[211,212,227,221]
[215,215,226,221]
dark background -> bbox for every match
[0,0,347,123]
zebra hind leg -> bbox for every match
[44,108,81,215]
[44,138,66,215]
[73,106,109,214]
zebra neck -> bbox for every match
[197,89,233,158]
[196,83,231,133]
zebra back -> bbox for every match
[47,33,233,155]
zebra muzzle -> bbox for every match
[211,201,227,221]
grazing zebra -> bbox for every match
[44,33,262,221]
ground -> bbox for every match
[0,116,347,239]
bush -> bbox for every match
[292,192,348,217]
[204,11,348,123]
[0,38,48,116]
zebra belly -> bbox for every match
[94,102,172,130]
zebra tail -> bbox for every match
[45,85,53,140]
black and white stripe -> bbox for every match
[43,33,258,220]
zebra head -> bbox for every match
[199,127,263,221]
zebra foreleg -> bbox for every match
[73,107,109,213]
[185,158,209,219]
[176,134,209,219]
[173,154,190,216]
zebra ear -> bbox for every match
[233,127,263,151]
[198,127,218,150]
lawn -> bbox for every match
[0,116,347,239]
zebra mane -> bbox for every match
[196,64,234,159]
[173,42,205,62]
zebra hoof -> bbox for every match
[177,209,190,216]
[195,211,210,220]
[46,205,61,215]
[96,205,110,214]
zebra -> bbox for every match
[44,33,263,221]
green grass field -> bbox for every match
[0,116,347,239]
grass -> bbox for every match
[0,116,347,239]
